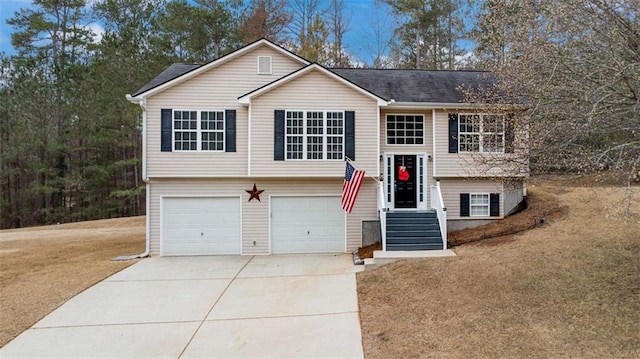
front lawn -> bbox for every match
[0,217,145,347]
[358,183,640,358]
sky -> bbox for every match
[0,0,474,65]
[0,0,25,54]
[0,0,400,64]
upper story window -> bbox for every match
[285,110,344,160]
[386,114,424,145]
[174,110,224,151]
[458,114,504,153]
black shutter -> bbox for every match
[460,193,470,217]
[345,111,355,160]
[448,113,459,153]
[274,110,285,160]
[504,114,514,153]
[490,193,500,216]
[161,109,172,152]
[225,109,236,152]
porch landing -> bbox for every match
[363,249,456,270]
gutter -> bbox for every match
[387,101,477,109]
[387,101,529,110]
[113,95,151,261]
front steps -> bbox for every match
[385,211,444,251]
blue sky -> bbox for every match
[0,0,24,54]
[0,0,398,64]
[0,0,474,65]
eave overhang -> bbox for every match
[127,38,310,102]
[238,63,388,107]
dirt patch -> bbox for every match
[357,185,640,358]
[0,217,145,347]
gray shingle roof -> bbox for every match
[132,63,201,97]
[132,62,493,104]
[330,68,493,103]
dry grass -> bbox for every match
[357,184,640,358]
[360,183,567,256]
[449,187,567,246]
[0,216,145,347]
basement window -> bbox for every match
[470,193,490,216]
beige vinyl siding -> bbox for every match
[148,178,377,255]
[249,70,380,177]
[434,109,471,177]
[145,45,305,178]
[433,109,526,178]
[380,109,434,205]
[439,178,503,219]
[380,109,433,155]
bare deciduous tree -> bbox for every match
[241,0,292,44]
[469,0,640,185]
[362,0,395,68]
[326,0,351,67]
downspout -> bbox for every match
[432,109,437,178]
[247,103,252,176]
[113,95,150,260]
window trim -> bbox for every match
[469,193,490,217]
[172,109,225,152]
[386,114,425,146]
[284,109,345,161]
[457,113,505,153]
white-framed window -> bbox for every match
[173,110,224,151]
[470,193,490,216]
[386,114,424,145]
[201,111,224,151]
[459,114,504,153]
[285,110,344,160]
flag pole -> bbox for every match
[344,157,381,183]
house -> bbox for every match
[126,38,526,257]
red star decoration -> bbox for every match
[245,184,264,202]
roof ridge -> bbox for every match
[330,67,489,73]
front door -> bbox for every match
[394,155,417,208]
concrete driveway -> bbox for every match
[1,254,364,358]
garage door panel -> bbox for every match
[271,196,345,254]
[162,197,240,256]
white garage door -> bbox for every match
[162,197,240,256]
[271,196,345,254]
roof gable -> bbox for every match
[130,38,310,98]
[238,63,388,106]
[128,39,497,106]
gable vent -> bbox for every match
[258,56,272,74]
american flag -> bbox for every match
[341,162,365,213]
